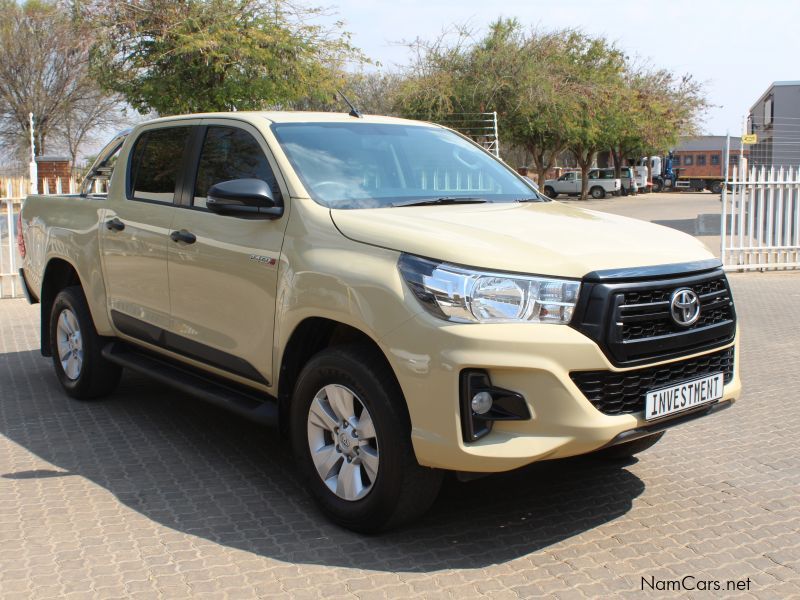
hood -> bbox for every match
[329,201,715,279]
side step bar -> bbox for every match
[102,342,278,426]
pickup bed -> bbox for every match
[18,111,741,532]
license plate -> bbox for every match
[645,373,724,421]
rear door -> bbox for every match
[101,123,195,337]
[166,120,289,387]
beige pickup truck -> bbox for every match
[18,112,740,532]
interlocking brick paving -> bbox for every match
[1,272,798,599]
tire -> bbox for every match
[652,180,664,193]
[590,186,605,199]
[50,286,122,399]
[620,185,628,196]
[593,431,665,461]
[710,180,723,194]
[290,345,443,533]
[544,186,556,198]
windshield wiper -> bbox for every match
[392,197,489,208]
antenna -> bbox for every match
[337,90,363,119]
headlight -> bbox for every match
[398,254,580,324]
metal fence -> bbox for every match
[434,112,500,158]
[721,164,800,270]
[1,196,22,298]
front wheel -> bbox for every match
[544,186,556,198]
[590,186,606,199]
[50,286,122,399]
[290,345,443,532]
[652,179,664,193]
[710,180,723,194]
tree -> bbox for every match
[84,0,366,116]
[606,66,709,181]
[55,90,130,167]
[0,0,127,164]
[559,33,627,199]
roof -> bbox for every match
[675,136,740,152]
[139,111,429,127]
[749,81,800,113]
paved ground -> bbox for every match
[2,194,799,598]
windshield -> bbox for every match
[271,122,541,209]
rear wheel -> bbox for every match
[710,180,723,194]
[544,186,556,198]
[594,431,665,460]
[590,186,606,199]
[50,286,122,399]
[291,345,443,532]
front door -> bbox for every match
[166,121,289,387]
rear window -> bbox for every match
[128,127,191,203]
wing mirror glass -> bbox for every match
[206,178,283,218]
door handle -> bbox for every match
[170,229,196,244]
[105,218,125,232]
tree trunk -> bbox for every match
[611,147,622,179]
[575,148,596,200]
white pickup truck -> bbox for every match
[543,170,621,199]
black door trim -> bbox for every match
[111,310,269,386]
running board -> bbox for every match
[102,342,278,426]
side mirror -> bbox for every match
[206,179,283,218]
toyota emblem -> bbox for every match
[669,288,700,326]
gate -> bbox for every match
[721,165,800,270]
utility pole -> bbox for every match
[29,113,38,194]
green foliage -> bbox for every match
[84,0,366,115]
[392,19,708,199]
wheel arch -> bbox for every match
[277,317,404,434]
[40,258,83,357]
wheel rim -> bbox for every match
[306,384,379,501]
[56,308,83,380]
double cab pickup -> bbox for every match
[18,112,740,532]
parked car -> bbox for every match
[601,167,638,196]
[543,170,621,199]
[18,112,740,532]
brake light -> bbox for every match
[16,211,25,259]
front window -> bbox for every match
[193,126,281,209]
[271,122,539,209]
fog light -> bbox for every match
[471,391,493,415]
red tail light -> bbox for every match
[16,211,26,259]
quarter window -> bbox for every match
[193,126,281,209]
[129,127,191,203]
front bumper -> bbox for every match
[379,313,741,472]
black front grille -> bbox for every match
[570,265,737,366]
[571,347,735,416]
[619,276,734,342]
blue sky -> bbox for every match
[321,0,800,135]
